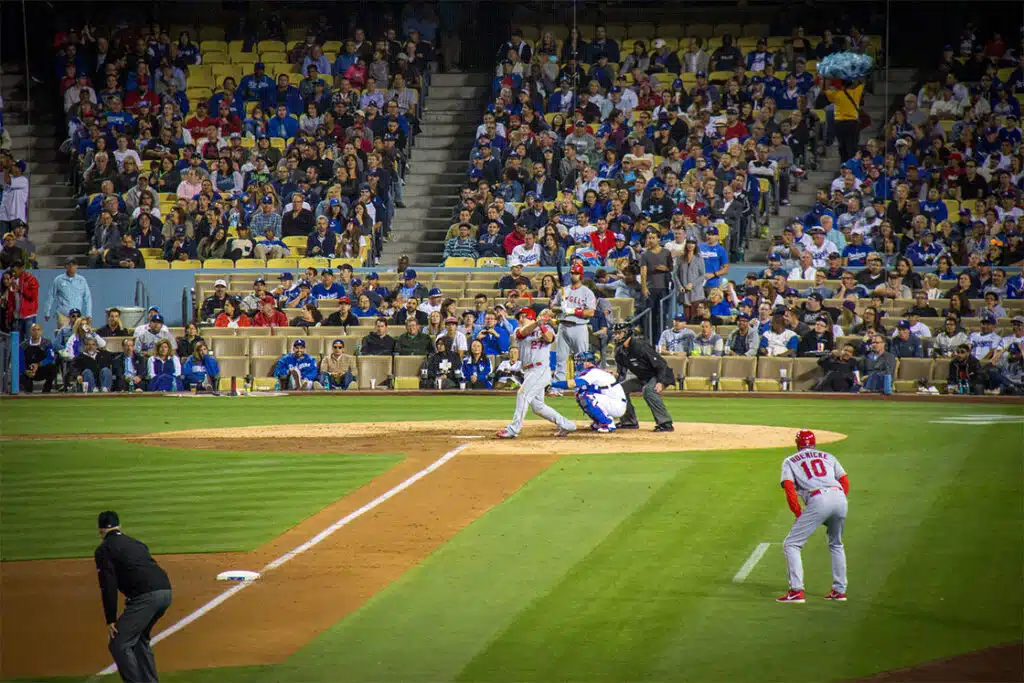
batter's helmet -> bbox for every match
[518,308,537,321]
[796,430,816,449]
[574,351,597,365]
[570,263,585,276]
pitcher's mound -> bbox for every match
[146,421,846,456]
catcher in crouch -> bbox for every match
[551,351,628,432]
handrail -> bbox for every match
[134,279,150,309]
[181,287,192,326]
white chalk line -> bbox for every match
[732,542,771,583]
[92,442,473,679]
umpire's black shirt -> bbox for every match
[95,531,171,623]
[615,336,675,385]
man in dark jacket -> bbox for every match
[612,322,676,431]
[19,322,57,393]
[112,337,146,392]
[360,318,396,355]
[105,233,146,269]
[394,319,433,355]
[94,510,172,682]
[948,343,984,394]
[815,344,858,392]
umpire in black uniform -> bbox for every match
[95,511,173,682]
[612,322,676,432]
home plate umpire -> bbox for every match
[611,322,676,432]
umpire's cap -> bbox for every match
[98,511,120,529]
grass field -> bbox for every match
[1,395,1021,683]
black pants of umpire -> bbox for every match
[619,376,673,427]
[110,589,172,682]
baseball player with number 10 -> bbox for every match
[551,263,596,386]
[777,430,850,603]
[496,308,577,439]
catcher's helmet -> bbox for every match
[574,351,597,365]
[796,430,816,449]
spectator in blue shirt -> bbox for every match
[237,62,274,103]
[906,230,944,267]
[475,312,510,355]
[698,227,730,290]
[919,187,948,225]
[590,25,620,63]
[841,231,872,267]
[267,105,299,139]
[462,339,493,389]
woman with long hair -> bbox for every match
[426,310,445,338]
[462,339,493,389]
[944,292,973,318]
[675,238,707,319]
[538,273,559,299]
[198,226,230,261]
[182,340,221,390]
[176,322,205,358]
[147,338,183,391]
[894,256,923,290]
[290,303,324,329]
[935,254,957,281]
[947,271,981,300]
[851,306,885,344]
[539,232,566,268]
[214,299,251,328]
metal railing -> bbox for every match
[1,330,20,394]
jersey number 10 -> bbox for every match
[800,459,827,478]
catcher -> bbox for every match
[551,351,627,432]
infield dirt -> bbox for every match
[2,420,843,678]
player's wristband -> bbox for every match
[574,307,585,317]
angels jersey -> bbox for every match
[518,325,554,368]
[780,449,847,504]
[552,284,597,324]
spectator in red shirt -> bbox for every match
[124,80,159,113]
[253,298,289,327]
[214,101,243,136]
[724,106,748,140]
[185,101,215,134]
[503,222,527,256]
[678,185,707,220]
[590,217,616,258]
[7,260,40,337]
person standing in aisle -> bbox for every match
[94,511,172,682]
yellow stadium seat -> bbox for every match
[227,40,248,54]
[186,88,211,103]
[267,258,300,269]
[766,36,788,49]
[943,199,960,217]
[331,257,362,269]
[229,51,255,64]
[200,40,228,54]
[299,257,330,269]
[444,257,476,268]
[139,248,163,260]
[203,258,235,269]
[259,40,287,54]
[476,257,506,268]
[708,70,733,84]
[145,259,170,269]
[240,137,255,148]
[282,236,306,249]
[203,52,229,66]
[170,260,202,269]
[322,40,342,53]
[737,37,759,52]
[270,138,286,150]
[743,23,770,38]
[198,26,225,42]
[260,51,288,64]
[188,68,214,90]
[235,258,266,268]
[805,59,818,74]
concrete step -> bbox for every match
[413,135,469,150]
[430,72,491,87]
[12,148,59,162]
[0,73,27,88]
[31,219,84,232]
[28,184,74,198]
[9,138,59,152]
[28,229,84,244]
[421,110,483,124]
[30,196,75,209]
[421,122,480,137]
[426,85,490,99]
[396,207,458,221]
[24,172,65,185]
[412,160,474,174]
[2,123,53,137]
[400,197,462,210]
[33,207,77,220]
[37,241,89,256]
[423,97,488,112]
[405,172,465,186]
[410,148,471,162]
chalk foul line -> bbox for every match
[732,542,771,583]
[93,442,473,678]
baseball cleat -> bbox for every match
[546,389,564,397]
[615,422,639,430]
[653,422,675,432]
[596,425,615,433]
[553,427,572,437]
[495,429,516,439]
[823,590,847,601]
[590,422,602,431]
[776,590,806,603]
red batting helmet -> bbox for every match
[570,263,584,275]
[518,308,537,321]
[796,430,816,449]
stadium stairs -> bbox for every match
[745,66,916,262]
[1,69,87,267]
[382,71,490,266]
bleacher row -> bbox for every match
[95,326,962,395]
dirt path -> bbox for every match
[1,420,845,679]
[853,642,1023,682]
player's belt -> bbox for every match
[523,362,546,369]
[809,486,842,498]
[559,320,583,325]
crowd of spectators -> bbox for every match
[54,15,435,271]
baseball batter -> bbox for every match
[777,430,850,603]
[551,352,627,432]
[551,263,597,385]
[496,308,577,439]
